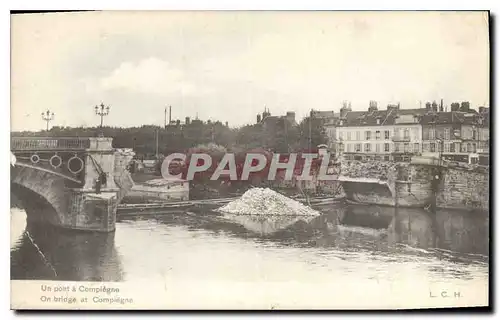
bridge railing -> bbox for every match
[11,137,91,151]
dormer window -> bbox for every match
[376,118,380,125]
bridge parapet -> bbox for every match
[11,136,114,152]
[11,137,91,151]
[11,136,134,232]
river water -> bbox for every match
[10,202,489,308]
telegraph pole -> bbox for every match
[155,128,159,159]
[309,109,313,152]
[41,109,54,131]
[164,107,167,129]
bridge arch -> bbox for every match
[10,164,75,226]
[11,136,136,232]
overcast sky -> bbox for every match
[11,11,489,131]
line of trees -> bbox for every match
[12,117,328,159]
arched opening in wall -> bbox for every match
[10,183,61,228]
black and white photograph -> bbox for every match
[9,10,490,309]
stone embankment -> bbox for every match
[338,159,489,212]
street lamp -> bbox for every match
[41,109,54,131]
[95,103,110,128]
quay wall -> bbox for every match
[437,166,489,211]
[339,160,489,211]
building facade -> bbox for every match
[334,99,489,164]
[336,101,426,161]
[421,102,489,165]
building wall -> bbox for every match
[336,124,422,160]
[337,125,395,156]
[392,124,422,155]
[422,124,487,164]
[324,125,336,150]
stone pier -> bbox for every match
[11,136,135,232]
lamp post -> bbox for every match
[41,109,54,131]
[95,103,110,136]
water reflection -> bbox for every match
[11,200,488,283]
[11,209,124,282]
[140,202,489,261]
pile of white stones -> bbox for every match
[217,187,320,216]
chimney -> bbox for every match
[340,107,349,118]
[478,106,485,114]
[185,117,191,125]
[368,100,378,112]
[431,101,438,112]
[451,102,460,112]
[387,104,398,113]
[176,119,180,126]
[225,121,229,127]
[169,106,172,124]
[425,102,431,110]
[286,111,296,123]
[460,101,470,112]
[439,99,444,112]
[257,114,262,123]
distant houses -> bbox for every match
[334,100,490,165]
[255,99,490,165]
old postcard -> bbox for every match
[10,11,489,310]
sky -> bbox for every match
[11,11,489,131]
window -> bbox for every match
[339,131,344,141]
[450,143,455,153]
[465,127,473,139]
[444,143,450,153]
[429,128,435,140]
[394,143,400,152]
[365,131,371,140]
[376,143,381,152]
[384,130,390,140]
[355,143,361,152]
[346,132,351,141]
[384,143,390,152]
[430,143,436,152]
[356,131,361,140]
[444,128,450,140]
[412,128,419,140]
[404,143,410,153]
[423,142,429,152]
[455,142,461,153]
[404,129,410,140]
[414,143,419,153]
[467,143,472,153]
[461,143,467,153]
[472,143,477,153]
[376,131,381,140]
[365,143,371,152]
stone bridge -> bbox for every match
[11,136,135,232]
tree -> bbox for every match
[296,116,328,152]
[235,124,266,150]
